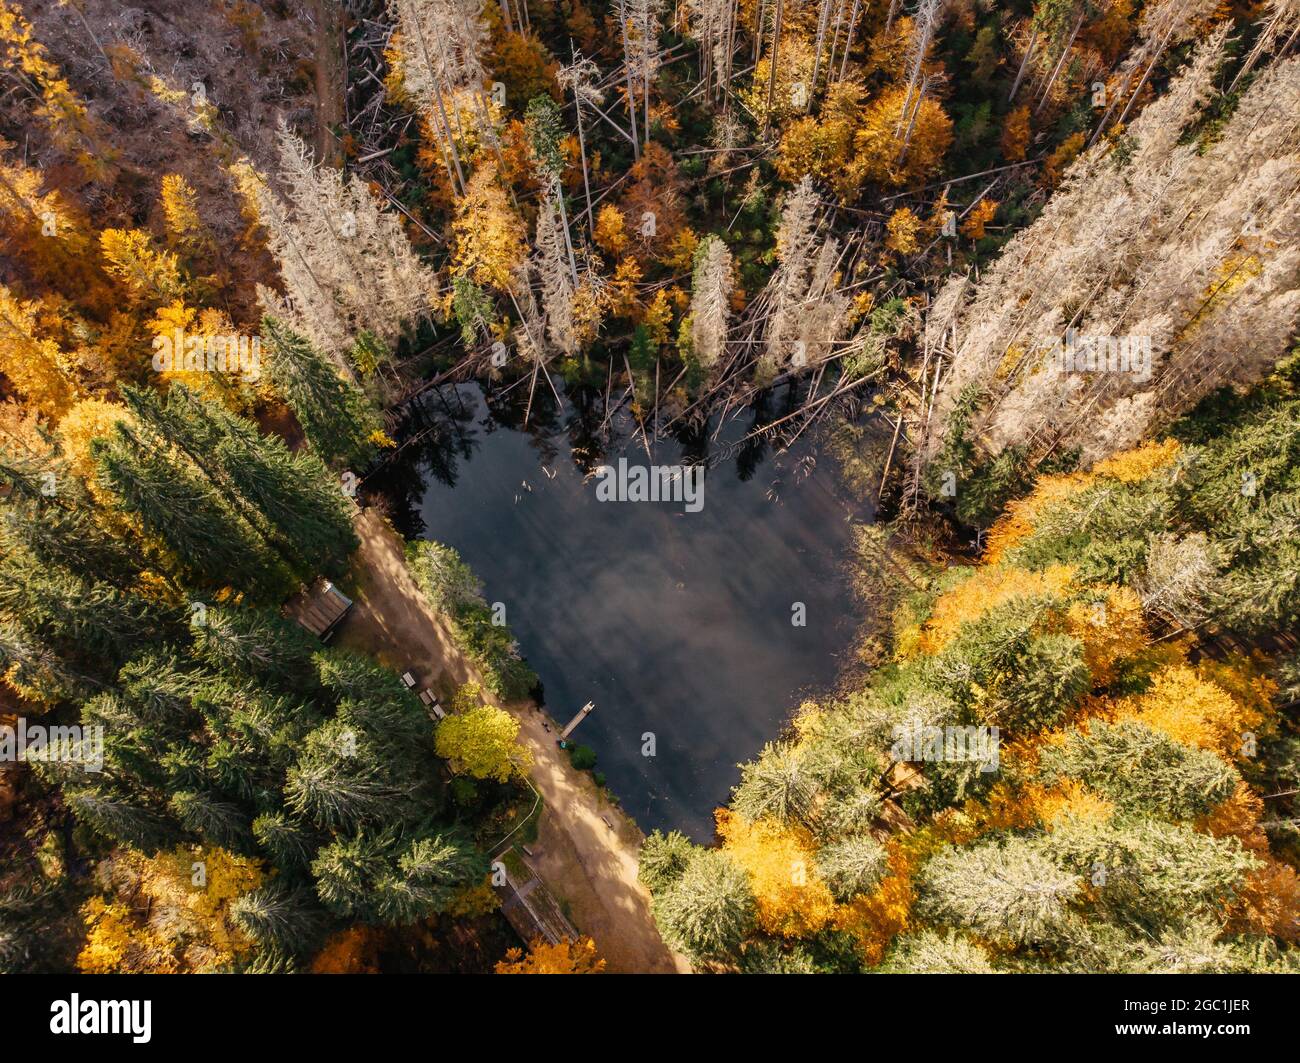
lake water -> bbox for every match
[369,380,873,840]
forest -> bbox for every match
[0,0,1296,979]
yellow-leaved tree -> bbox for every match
[851,86,953,190]
[160,173,212,255]
[99,228,183,306]
[717,810,837,939]
[451,163,527,293]
[434,683,533,782]
[0,285,78,417]
[77,846,264,973]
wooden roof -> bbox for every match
[284,579,353,639]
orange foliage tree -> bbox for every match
[496,936,606,974]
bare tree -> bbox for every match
[689,234,734,370]
[557,53,604,230]
[391,0,504,185]
[533,189,579,357]
[245,126,438,373]
[756,178,853,379]
[916,32,1300,475]
[624,0,665,152]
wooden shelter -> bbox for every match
[284,579,354,641]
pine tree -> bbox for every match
[252,812,319,874]
[638,829,696,890]
[651,848,756,961]
[229,882,327,954]
[917,836,1080,946]
[192,607,323,693]
[169,789,251,850]
[1036,719,1239,821]
[285,720,404,832]
[0,479,142,592]
[688,234,733,372]
[91,422,292,601]
[816,835,888,901]
[310,833,394,919]
[730,742,819,827]
[64,788,178,851]
[121,384,357,581]
[884,929,997,973]
[202,404,357,579]
[0,617,86,702]
[1042,816,1257,934]
[260,315,381,470]
[0,552,152,663]
[375,834,482,922]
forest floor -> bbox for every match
[337,508,691,974]
[309,0,346,169]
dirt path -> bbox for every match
[338,509,691,974]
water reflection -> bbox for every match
[367,380,875,840]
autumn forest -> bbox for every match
[0,0,1298,989]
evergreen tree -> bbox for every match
[816,835,888,902]
[1036,720,1239,820]
[0,618,87,702]
[1,495,144,592]
[192,607,323,693]
[169,790,252,851]
[310,833,393,920]
[883,930,998,974]
[229,882,327,954]
[1042,816,1258,935]
[730,742,819,828]
[121,384,357,580]
[252,812,319,875]
[374,834,483,923]
[286,720,405,832]
[64,788,178,852]
[916,835,1080,947]
[638,829,696,891]
[260,314,382,471]
[0,549,157,677]
[91,423,292,601]
[651,849,756,961]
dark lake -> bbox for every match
[370,379,873,840]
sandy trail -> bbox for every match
[339,509,691,974]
